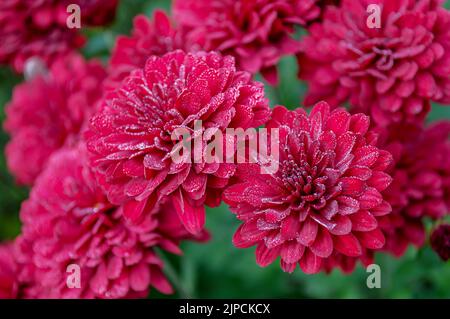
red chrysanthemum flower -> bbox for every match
[298,0,450,126]
[0,0,117,73]
[86,50,270,234]
[105,10,185,91]
[4,53,106,185]
[0,242,20,298]
[173,0,321,84]
[17,146,205,299]
[430,224,450,261]
[375,121,450,256]
[223,102,393,274]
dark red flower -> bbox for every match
[4,53,106,185]
[17,146,204,299]
[106,10,185,91]
[87,50,270,234]
[430,224,450,261]
[223,102,393,274]
[375,121,450,256]
[298,0,450,126]
[173,0,321,84]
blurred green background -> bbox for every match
[1,0,449,299]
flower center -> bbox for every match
[280,155,327,211]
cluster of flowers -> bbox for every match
[0,0,449,298]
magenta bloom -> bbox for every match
[298,0,450,126]
[106,10,184,91]
[223,102,393,274]
[376,121,450,256]
[173,0,321,84]
[0,243,20,298]
[430,224,450,261]
[4,53,106,185]
[0,0,117,73]
[18,146,203,299]
[87,50,270,234]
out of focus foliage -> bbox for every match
[0,0,449,298]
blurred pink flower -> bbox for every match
[17,146,205,299]
[0,0,117,72]
[4,53,106,185]
[223,102,393,274]
[173,0,321,84]
[376,121,450,256]
[106,10,185,91]
[77,0,118,26]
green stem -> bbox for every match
[155,249,191,298]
